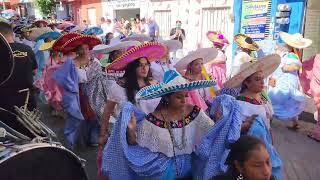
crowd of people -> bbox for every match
[0,14,320,180]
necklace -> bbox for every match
[160,108,187,177]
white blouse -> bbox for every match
[136,109,214,157]
[150,61,175,82]
[237,100,273,129]
[107,81,161,117]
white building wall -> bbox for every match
[101,0,235,59]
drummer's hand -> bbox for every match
[98,133,108,147]
[127,113,137,145]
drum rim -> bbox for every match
[0,142,88,179]
[0,32,14,86]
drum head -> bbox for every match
[0,145,88,180]
[0,32,14,86]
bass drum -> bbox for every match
[0,143,88,180]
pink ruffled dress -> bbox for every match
[205,50,227,89]
[34,58,64,111]
[301,54,320,139]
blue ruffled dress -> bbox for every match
[102,95,242,180]
[268,53,306,120]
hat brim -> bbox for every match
[121,34,152,42]
[160,40,182,52]
[84,27,103,35]
[0,33,14,85]
[136,80,215,100]
[279,32,312,49]
[207,31,229,44]
[107,42,168,71]
[29,27,53,41]
[39,40,56,51]
[174,48,218,70]
[61,35,102,53]
[92,41,140,54]
[52,32,82,52]
[224,54,281,88]
[36,31,61,42]
[234,34,259,51]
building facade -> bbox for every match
[101,0,235,52]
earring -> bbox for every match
[237,174,243,180]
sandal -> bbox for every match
[308,134,320,142]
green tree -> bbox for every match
[36,0,55,16]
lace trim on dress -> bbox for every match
[145,106,201,128]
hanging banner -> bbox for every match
[240,0,271,41]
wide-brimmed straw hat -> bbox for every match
[36,31,61,42]
[223,54,281,88]
[92,37,140,54]
[207,31,229,45]
[83,26,103,35]
[136,70,216,100]
[0,33,14,86]
[174,48,218,70]
[107,42,167,70]
[234,34,259,51]
[39,40,56,51]
[158,39,182,52]
[279,32,312,49]
[60,34,102,53]
[121,34,152,42]
[29,27,53,41]
[52,32,82,52]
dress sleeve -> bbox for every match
[86,59,102,81]
[107,81,126,103]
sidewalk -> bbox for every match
[272,119,320,180]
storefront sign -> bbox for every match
[240,0,271,41]
[110,0,139,10]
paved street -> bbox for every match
[40,99,320,180]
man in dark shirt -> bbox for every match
[0,22,38,137]
[170,20,186,47]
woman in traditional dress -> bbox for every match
[29,27,53,80]
[98,42,167,146]
[223,54,282,180]
[97,42,167,179]
[102,70,244,179]
[268,32,311,130]
[300,54,320,141]
[174,48,220,111]
[224,54,280,132]
[233,34,259,67]
[205,31,229,88]
[52,33,102,148]
[150,39,181,82]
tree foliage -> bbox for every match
[36,0,55,16]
